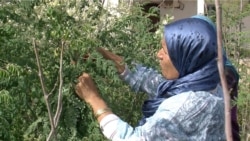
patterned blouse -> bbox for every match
[99,64,226,141]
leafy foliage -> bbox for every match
[220,2,250,140]
[0,0,160,140]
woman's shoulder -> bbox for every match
[158,89,224,112]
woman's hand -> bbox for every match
[75,73,100,103]
[97,48,125,74]
[75,72,112,122]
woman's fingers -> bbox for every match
[75,73,90,98]
[75,73,100,102]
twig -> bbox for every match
[48,76,59,97]
[215,1,233,141]
[33,38,57,141]
[53,41,65,127]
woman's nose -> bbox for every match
[157,50,163,60]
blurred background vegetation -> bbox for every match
[0,0,249,140]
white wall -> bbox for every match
[103,0,119,8]
[159,0,197,21]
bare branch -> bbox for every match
[32,38,57,141]
[54,41,65,127]
[215,1,233,141]
[48,76,59,97]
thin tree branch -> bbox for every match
[48,76,59,97]
[215,1,233,141]
[54,41,65,127]
[33,38,57,141]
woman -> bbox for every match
[75,16,227,140]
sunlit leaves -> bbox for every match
[0,90,12,105]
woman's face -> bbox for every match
[157,39,179,80]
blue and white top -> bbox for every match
[99,65,225,141]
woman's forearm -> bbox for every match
[87,96,113,122]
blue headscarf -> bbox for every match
[140,17,222,125]
[192,15,239,82]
